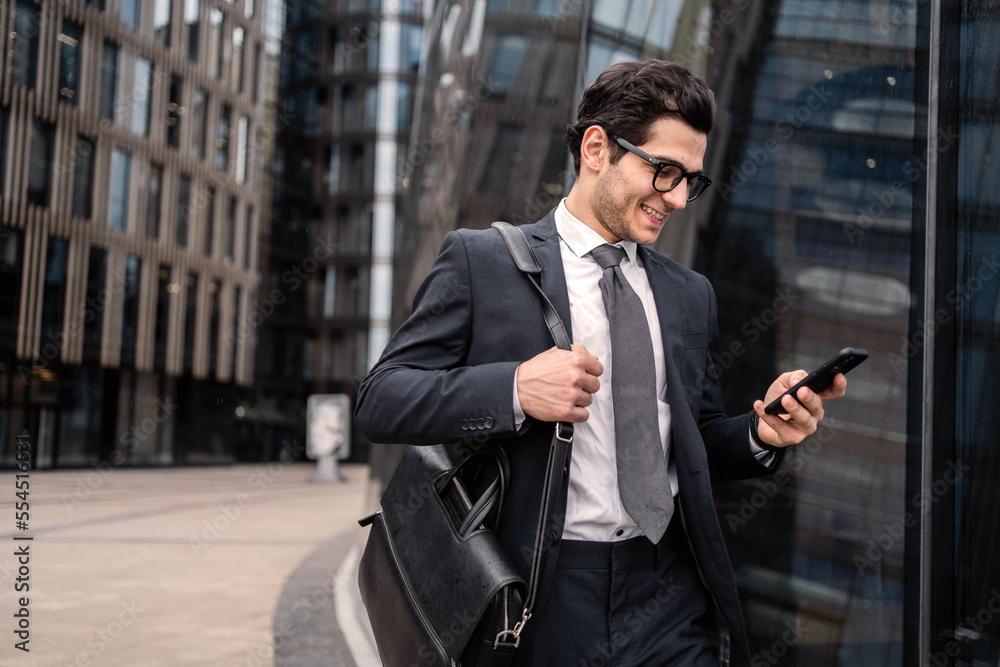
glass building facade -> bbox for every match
[1,0,995,660]
[0,0,269,466]
[358,0,1000,664]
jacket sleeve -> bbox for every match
[354,230,522,445]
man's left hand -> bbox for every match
[752,371,848,448]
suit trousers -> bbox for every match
[521,519,719,667]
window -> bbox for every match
[323,267,335,319]
[344,142,372,192]
[0,109,7,198]
[146,163,163,239]
[203,187,216,256]
[244,204,254,269]
[235,116,248,184]
[251,43,262,103]
[0,228,21,352]
[217,104,231,171]
[175,174,191,247]
[208,9,224,79]
[121,0,141,31]
[153,266,170,369]
[225,197,237,264]
[167,75,182,147]
[478,124,525,197]
[41,238,68,343]
[230,285,241,377]
[538,39,576,105]
[400,24,423,73]
[153,0,171,45]
[108,148,132,230]
[208,279,221,376]
[324,144,341,194]
[192,89,207,160]
[11,1,40,89]
[183,272,198,372]
[82,247,108,364]
[486,34,527,97]
[72,136,96,219]
[120,255,141,366]
[185,0,200,62]
[397,82,413,131]
[100,41,120,121]
[231,26,245,93]
[58,20,84,106]
[27,120,55,208]
[131,57,153,136]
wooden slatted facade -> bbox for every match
[0,0,269,465]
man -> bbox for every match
[355,60,847,666]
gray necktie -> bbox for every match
[590,244,673,543]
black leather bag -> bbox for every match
[359,444,525,666]
[357,222,573,667]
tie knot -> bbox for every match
[590,244,627,271]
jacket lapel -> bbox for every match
[527,211,573,343]
[640,246,683,375]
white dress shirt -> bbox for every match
[512,200,771,542]
[554,201,680,541]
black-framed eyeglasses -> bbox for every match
[613,137,712,202]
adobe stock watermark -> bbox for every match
[844,127,959,244]
[61,399,179,514]
[391,71,497,188]
[751,619,809,666]
[17,268,130,383]
[886,254,1000,373]
[73,600,143,666]
[223,235,338,351]
[725,423,831,535]
[927,588,1000,667]
[716,83,833,202]
[188,440,305,554]
[578,576,684,667]
[685,287,797,404]
[244,565,340,666]
[853,459,969,575]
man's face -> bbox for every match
[587,117,708,246]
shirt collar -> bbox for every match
[554,199,639,266]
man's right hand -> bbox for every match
[516,345,603,423]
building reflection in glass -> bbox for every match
[386,0,922,663]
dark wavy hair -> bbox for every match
[565,60,716,174]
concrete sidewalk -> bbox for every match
[0,462,380,666]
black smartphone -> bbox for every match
[764,347,869,415]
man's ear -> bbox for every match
[579,125,610,175]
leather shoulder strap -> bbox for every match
[491,220,573,649]
[491,221,571,351]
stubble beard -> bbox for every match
[589,164,635,244]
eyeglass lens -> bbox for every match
[655,165,710,200]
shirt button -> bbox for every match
[616,529,624,537]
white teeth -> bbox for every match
[641,204,666,222]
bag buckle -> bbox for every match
[555,422,573,443]
[494,610,531,649]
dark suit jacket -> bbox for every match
[355,210,782,667]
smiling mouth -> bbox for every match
[640,203,668,223]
